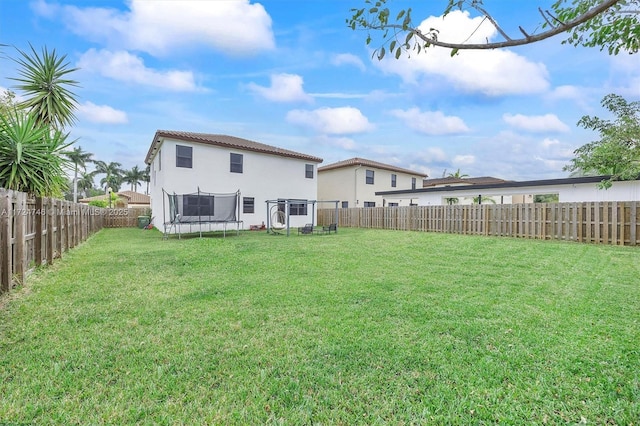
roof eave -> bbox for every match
[376,175,620,196]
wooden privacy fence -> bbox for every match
[318,201,640,246]
[0,188,151,295]
[103,207,150,228]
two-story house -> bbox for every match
[145,130,323,231]
[317,157,427,208]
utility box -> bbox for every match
[138,216,150,229]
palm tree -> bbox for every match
[76,172,95,199]
[123,165,145,192]
[66,146,93,203]
[445,197,459,205]
[10,44,79,130]
[472,195,496,205]
[94,160,123,192]
[447,169,469,179]
[143,165,151,195]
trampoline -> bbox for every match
[163,188,243,238]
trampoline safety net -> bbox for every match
[166,190,238,223]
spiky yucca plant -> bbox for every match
[10,44,79,130]
[0,109,71,196]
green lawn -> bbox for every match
[1,228,639,424]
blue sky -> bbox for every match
[1,0,639,182]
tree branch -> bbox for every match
[370,0,621,51]
[471,3,512,41]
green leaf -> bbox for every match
[405,32,414,44]
[450,48,459,57]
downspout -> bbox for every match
[354,165,362,207]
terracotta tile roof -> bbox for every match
[318,157,427,177]
[79,191,150,205]
[117,191,151,204]
[78,194,109,203]
[423,176,509,187]
[145,130,323,164]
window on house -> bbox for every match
[341,201,349,209]
[243,197,255,214]
[230,153,243,173]
[290,201,308,216]
[176,145,192,168]
[183,195,214,216]
[305,164,314,179]
[412,177,416,190]
[158,149,162,171]
[391,174,397,187]
[388,202,399,207]
[366,170,374,185]
[364,201,376,207]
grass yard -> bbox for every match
[0,227,639,424]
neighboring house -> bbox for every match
[318,157,427,208]
[377,175,640,205]
[79,191,150,208]
[144,130,323,230]
[423,176,509,188]
[422,176,512,205]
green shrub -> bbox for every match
[88,199,107,208]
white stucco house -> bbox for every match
[144,130,323,231]
[376,175,640,205]
[420,176,512,205]
[318,157,427,208]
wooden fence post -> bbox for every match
[14,191,26,285]
[34,197,43,267]
[0,189,12,293]
[46,197,54,265]
[631,202,637,246]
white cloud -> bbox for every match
[39,0,274,57]
[77,102,128,124]
[608,54,640,98]
[332,53,366,71]
[315,135,359,151]
[540,138,559,149]
[503,113,570,133]
[247,74,313,103]
[547,85,593,111]
[286,107,373,134]
[389,108,469,135]
[548,85,583,102]
[77,49,198,91]
[414,147,448,163]
[447,130,580,180]
[373,10,549,96]
[407,163,431,177]
[453,155,475,166]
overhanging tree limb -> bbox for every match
[357,0,621,51]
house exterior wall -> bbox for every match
[149,138,320,230]
[318,166,421,208]
[318,168,356,207]
[380,180,640,205]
